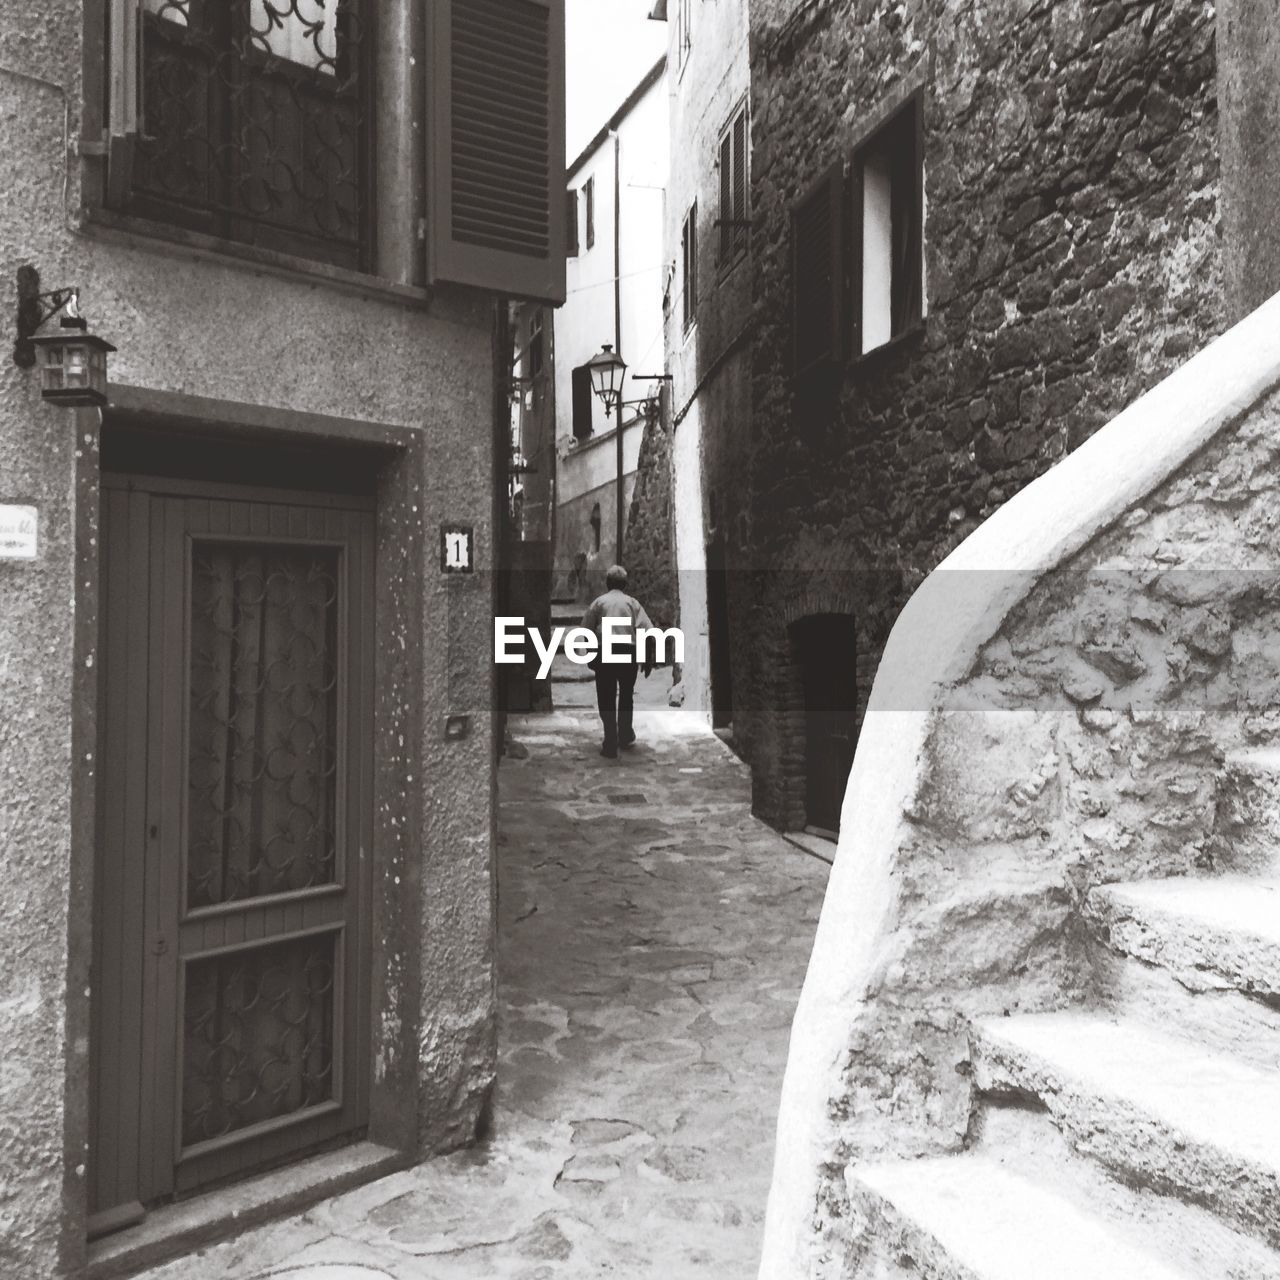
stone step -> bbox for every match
[1086,876,1280,998]
[973,1011,1280,1247]
[847,1155,1193,1279]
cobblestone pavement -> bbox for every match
[137,708,828,1280]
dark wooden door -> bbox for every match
[706,539,734,730]
[794,614,858,835]
[89,477,375,1232]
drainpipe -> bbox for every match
[376,0,424,282]
[613,130,625,566]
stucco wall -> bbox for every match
[760,293,1280,1278]
[0,12,498,1274]
[738,0,1225,827]
[659,0,752,723]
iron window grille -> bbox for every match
[114,0,373,271]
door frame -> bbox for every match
[65,386,433,1264]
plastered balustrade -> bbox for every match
[760,291,1280,1277]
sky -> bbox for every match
[566,0,669,161]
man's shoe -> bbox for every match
[601,743,618,758]
[619,733,637,749]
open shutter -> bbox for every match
[792,160,845,379]
[732,109,748,255]
[428,0,567,304]
[106,0,143,206]
[718,132,732,261]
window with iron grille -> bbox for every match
[718,103,748,269]
[97,0,570,303]
[681,201,697,331]
[120,0,373,271]
[675,0,692,70]
[852,92,924,355]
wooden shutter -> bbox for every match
[732,108,748,254]
[567,188,580,257]
[428,0,566,303]
[719,132,732,261]
[572,365,593,439]
[792,160,845,378]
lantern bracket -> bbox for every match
[14,266,86,369]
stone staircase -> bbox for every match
[843,749,1280,1278]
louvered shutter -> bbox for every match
[719,132,732,261]
[732,109,748,255]
[792,161,845,378]
[428,0,566,304]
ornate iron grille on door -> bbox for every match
[127,0,371,268]
[187,544,340,909]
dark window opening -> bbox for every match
[681,201,698,330]
[584,175,596,250]
[567,187,580,257]
[572,364,594,440]
[853,93,924,354]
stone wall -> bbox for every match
[758,294,1280,1277]
[624,406,679,632]
[739,0,1225,827]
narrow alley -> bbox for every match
[132,708,828,1280]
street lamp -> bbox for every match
[586,343,627,417]
[586,343,628,564]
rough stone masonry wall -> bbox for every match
[801,383,1280,1276]
[624,409,678,633]
[739,0,1223,827]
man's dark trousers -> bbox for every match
[595,660,638,752]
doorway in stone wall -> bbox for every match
[792,614,858,836]
[706,538,734,730]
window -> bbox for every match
[675,0,692,69]
[852,93,924,354]
[572,365,594,440]
[584,176,596,250]
[590,503,602,553]
[718,104,749,267]
[100,0,569,303]
[681,202,698,330]
[567,188,580,257]
[117,0,372,268]
[791,163,844,379]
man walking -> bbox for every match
[582,565,653,758]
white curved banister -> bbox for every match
[759,290,1280,1279]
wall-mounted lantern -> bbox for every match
[13,267,116,408]
[586,343,627,419]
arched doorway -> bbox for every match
[791,614,858,835]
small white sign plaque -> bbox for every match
[0,504,38,559]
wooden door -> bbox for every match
[794,614,858,836]
[89,477,375,1233]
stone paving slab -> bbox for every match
[135,708,827,1280]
